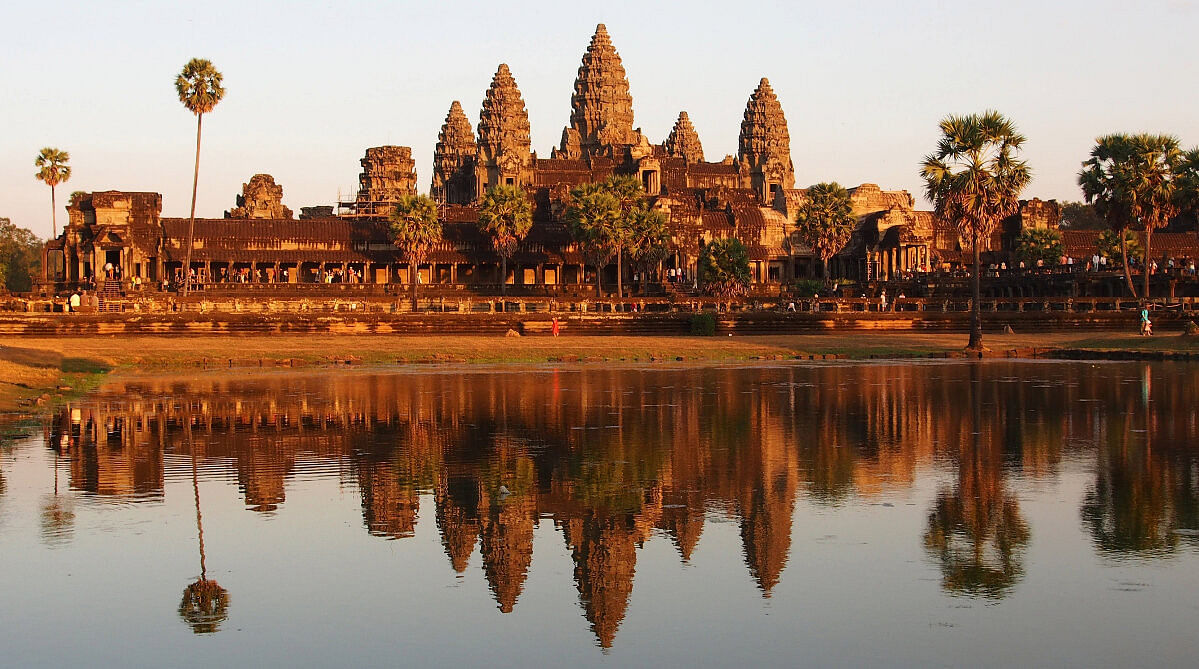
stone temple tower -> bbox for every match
[664,111,704,163]
[556,23,637,160]
[737,78,795,203]
[475,64,533,197]
[431,101,477,205]
[353,146,417,216]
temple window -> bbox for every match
[641,169,660,196]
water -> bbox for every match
[1,361,1197,667]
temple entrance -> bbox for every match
[104,250,121,279]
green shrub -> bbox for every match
[791,278,824,296]
[690,313,716,336]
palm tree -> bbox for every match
[793,182,856,282]
[1177,148,1199,222]
[602,175,644,302]
[175,58,225,296]
[1080,136,1140,296]
[388,194,442,310]
[34,148,71,239]
[565,184,620,298]
[1080,134,1182,299]
[920,111,1031,351]
[698,238,752,300]
[564,176,645,303]
[626,205,670,295]
[477,185,532,296]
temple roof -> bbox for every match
[664,111,704,163]
[563,23,637,157]
[478,64,532,165]
[738,78,793,173]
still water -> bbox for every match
[1,361,1197,667]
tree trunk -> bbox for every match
[616,247,623,310]
[51,185,57,239]
[1143,226,1153,300]
[1120,230,1137,298]
[411,260,419,311]
[822,257,830,286]
[968,228,983,350]
[595,261,603,299]
[501,256,507,297]
[182,113,203,297]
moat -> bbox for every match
[1,361,1197,667]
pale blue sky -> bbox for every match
[3,0,1196,238]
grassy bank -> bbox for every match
[4,329,1198,414]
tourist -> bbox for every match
[69,291,81,312]
[787,301,796,312]
[1140,306,1152,336]
[879,289,887,312]
[551,317,560,337]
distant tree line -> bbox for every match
[0,218,42,293]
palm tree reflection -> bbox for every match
[1079,365,1199,557]
[923,367,1029,599]
[39,447,75,547]
[179,421,229,634]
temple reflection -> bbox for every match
[43,362,1199,647]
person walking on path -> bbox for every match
[551,317,560,337]
[1140,306,1153,336]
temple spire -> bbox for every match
[558,23,636,159]
[431,100,477,204]
[737,77,795,202]
[664,111,704,163]
[475,64,533,194]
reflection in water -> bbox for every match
[922,365,1030,598]
[1081,365,1199,557]
[39,362,1199,648]
[179,424,230,634]
[40,448,76,547]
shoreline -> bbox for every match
[4,330,1199,416]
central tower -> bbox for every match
[556,23,637,160]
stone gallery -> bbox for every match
[45,25,1058,290]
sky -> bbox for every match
[2,0,1197,239]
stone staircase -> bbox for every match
[662,282,695,302]
[98,280,123,312]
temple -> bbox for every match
[44,24,1077,293]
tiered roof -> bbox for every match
[477,64,532,166]
[431,101,477,203]
[664,111,704,163]
[737,78,794,182]
[561,23,637,158]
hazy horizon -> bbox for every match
[3,0,1197,238]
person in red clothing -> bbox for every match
[551,317,560,337]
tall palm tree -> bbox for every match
[1080,136,1140,296]
[477,185,532,296]
[1176,148,1199,222]
[602,175,644,302]
[921,111,1031,351]
[1080,134,1183,299]
[564,176,645,303]
[626,205,670,295]
[175,58,225,296]
[565,184,620,299]
[793,182,856,282]
[389,194,442,310]
[35,148,71,239]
